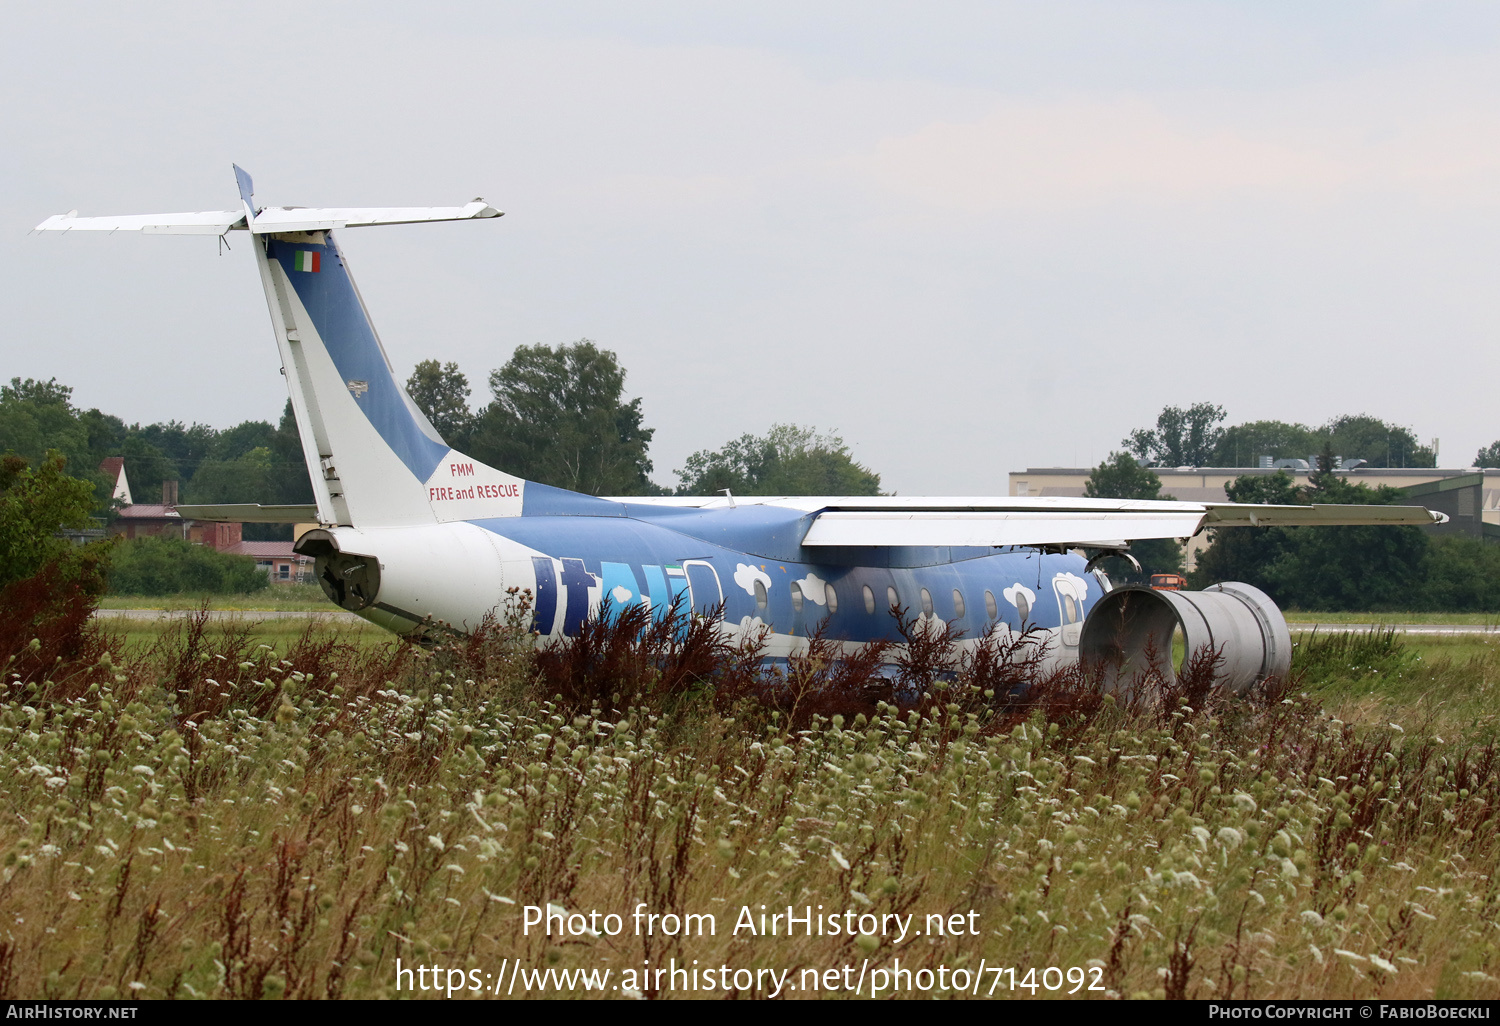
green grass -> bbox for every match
[100,583,337,612]
[1293,632,1500,739]
[1284,611,1500,627]
[99,614,396,657]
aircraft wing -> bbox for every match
[34,210,246,235]
[247,202,502,233]
[615,494,1447,548]
[34,202,500,236]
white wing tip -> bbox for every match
[466,199,503,218]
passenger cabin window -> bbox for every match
[984,590,997,621]
[863,585,876,615]
[1016,593,1031,623]
[952,590,965,619]
[754,579,768,612]
[919,588,933,616]
[790,581,804,613]
[826,585,838,614]
[887,586,899,612]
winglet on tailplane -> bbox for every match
[35,166,518,529]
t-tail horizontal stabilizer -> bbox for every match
[36,166,518,530]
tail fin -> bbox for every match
[38,166,523,528]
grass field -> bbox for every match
[100,583,336,613]
[1283,611,1500,627]
[3,609,1500,1000]
[98,614,395,658]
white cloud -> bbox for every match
[733,563,772,597]
[1003,583,1036,612]
[1053,572,1091,603]
[794,572,828,605]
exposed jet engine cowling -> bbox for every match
[1078,582,1291,694]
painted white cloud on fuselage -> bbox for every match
[1053,572,1090,603]
[1003,583,1037,616]
[734,563,772,597]
[794,573,827,606]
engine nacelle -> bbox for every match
[1078,581,1291,694]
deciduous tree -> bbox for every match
[0,452,103,589]
[406,359,475,450]
[469,340,656,495]
[1123,402,1226,467]
[676,424,880,496]
[1211,420,1318,467]
[1321,414,1434,469]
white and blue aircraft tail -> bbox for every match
[36,167,1449,690]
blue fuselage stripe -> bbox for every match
[474,512,1094,641]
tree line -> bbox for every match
[0,377,313,540]
[1121,400,1465,469]
[404,341,880,497]
[0,340,881,537]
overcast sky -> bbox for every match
[6,2,1500,493]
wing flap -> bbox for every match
[1201,502,1447,526]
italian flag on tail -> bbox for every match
[293,250,321,273]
